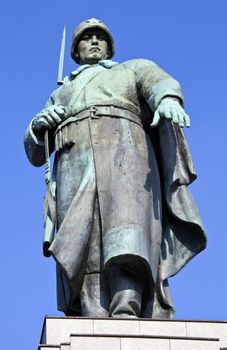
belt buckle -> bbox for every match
[90,106,99,118]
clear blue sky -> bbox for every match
[1,1,227,349]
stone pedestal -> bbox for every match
[39,317,227,350]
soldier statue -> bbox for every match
[24,18,206,318]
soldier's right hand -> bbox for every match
[32,105,65,134]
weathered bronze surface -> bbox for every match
[24,18,206,319]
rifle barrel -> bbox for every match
[57,26,66,85]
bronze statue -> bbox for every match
[24,18,206,318]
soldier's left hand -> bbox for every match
[150,97,190,128]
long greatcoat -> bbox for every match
[24,59,206,318]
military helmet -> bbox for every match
[71,18,115,63]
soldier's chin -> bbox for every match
[80,52,105,65]
[87,53,102,64]
[90,52,102,58]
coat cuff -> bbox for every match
[146,78,184,112]
[26,119,45,146]
[24,120,46,167]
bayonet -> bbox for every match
[57,26,66,85]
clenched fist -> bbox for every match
[32,105,65,134]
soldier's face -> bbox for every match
[77,29,110,65]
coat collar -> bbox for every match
[70,60,119,79]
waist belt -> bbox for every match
[55,106,142,135]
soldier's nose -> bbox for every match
[91,35,98,44]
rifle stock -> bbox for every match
[43,26,66,256]
[43,131,56,257]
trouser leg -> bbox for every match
[80,272,110,317]
[79,195,145,318]
[108,264,144,318]
[80,264,145,318]
[80,196,110,317]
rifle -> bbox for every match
[43,26,66,257]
